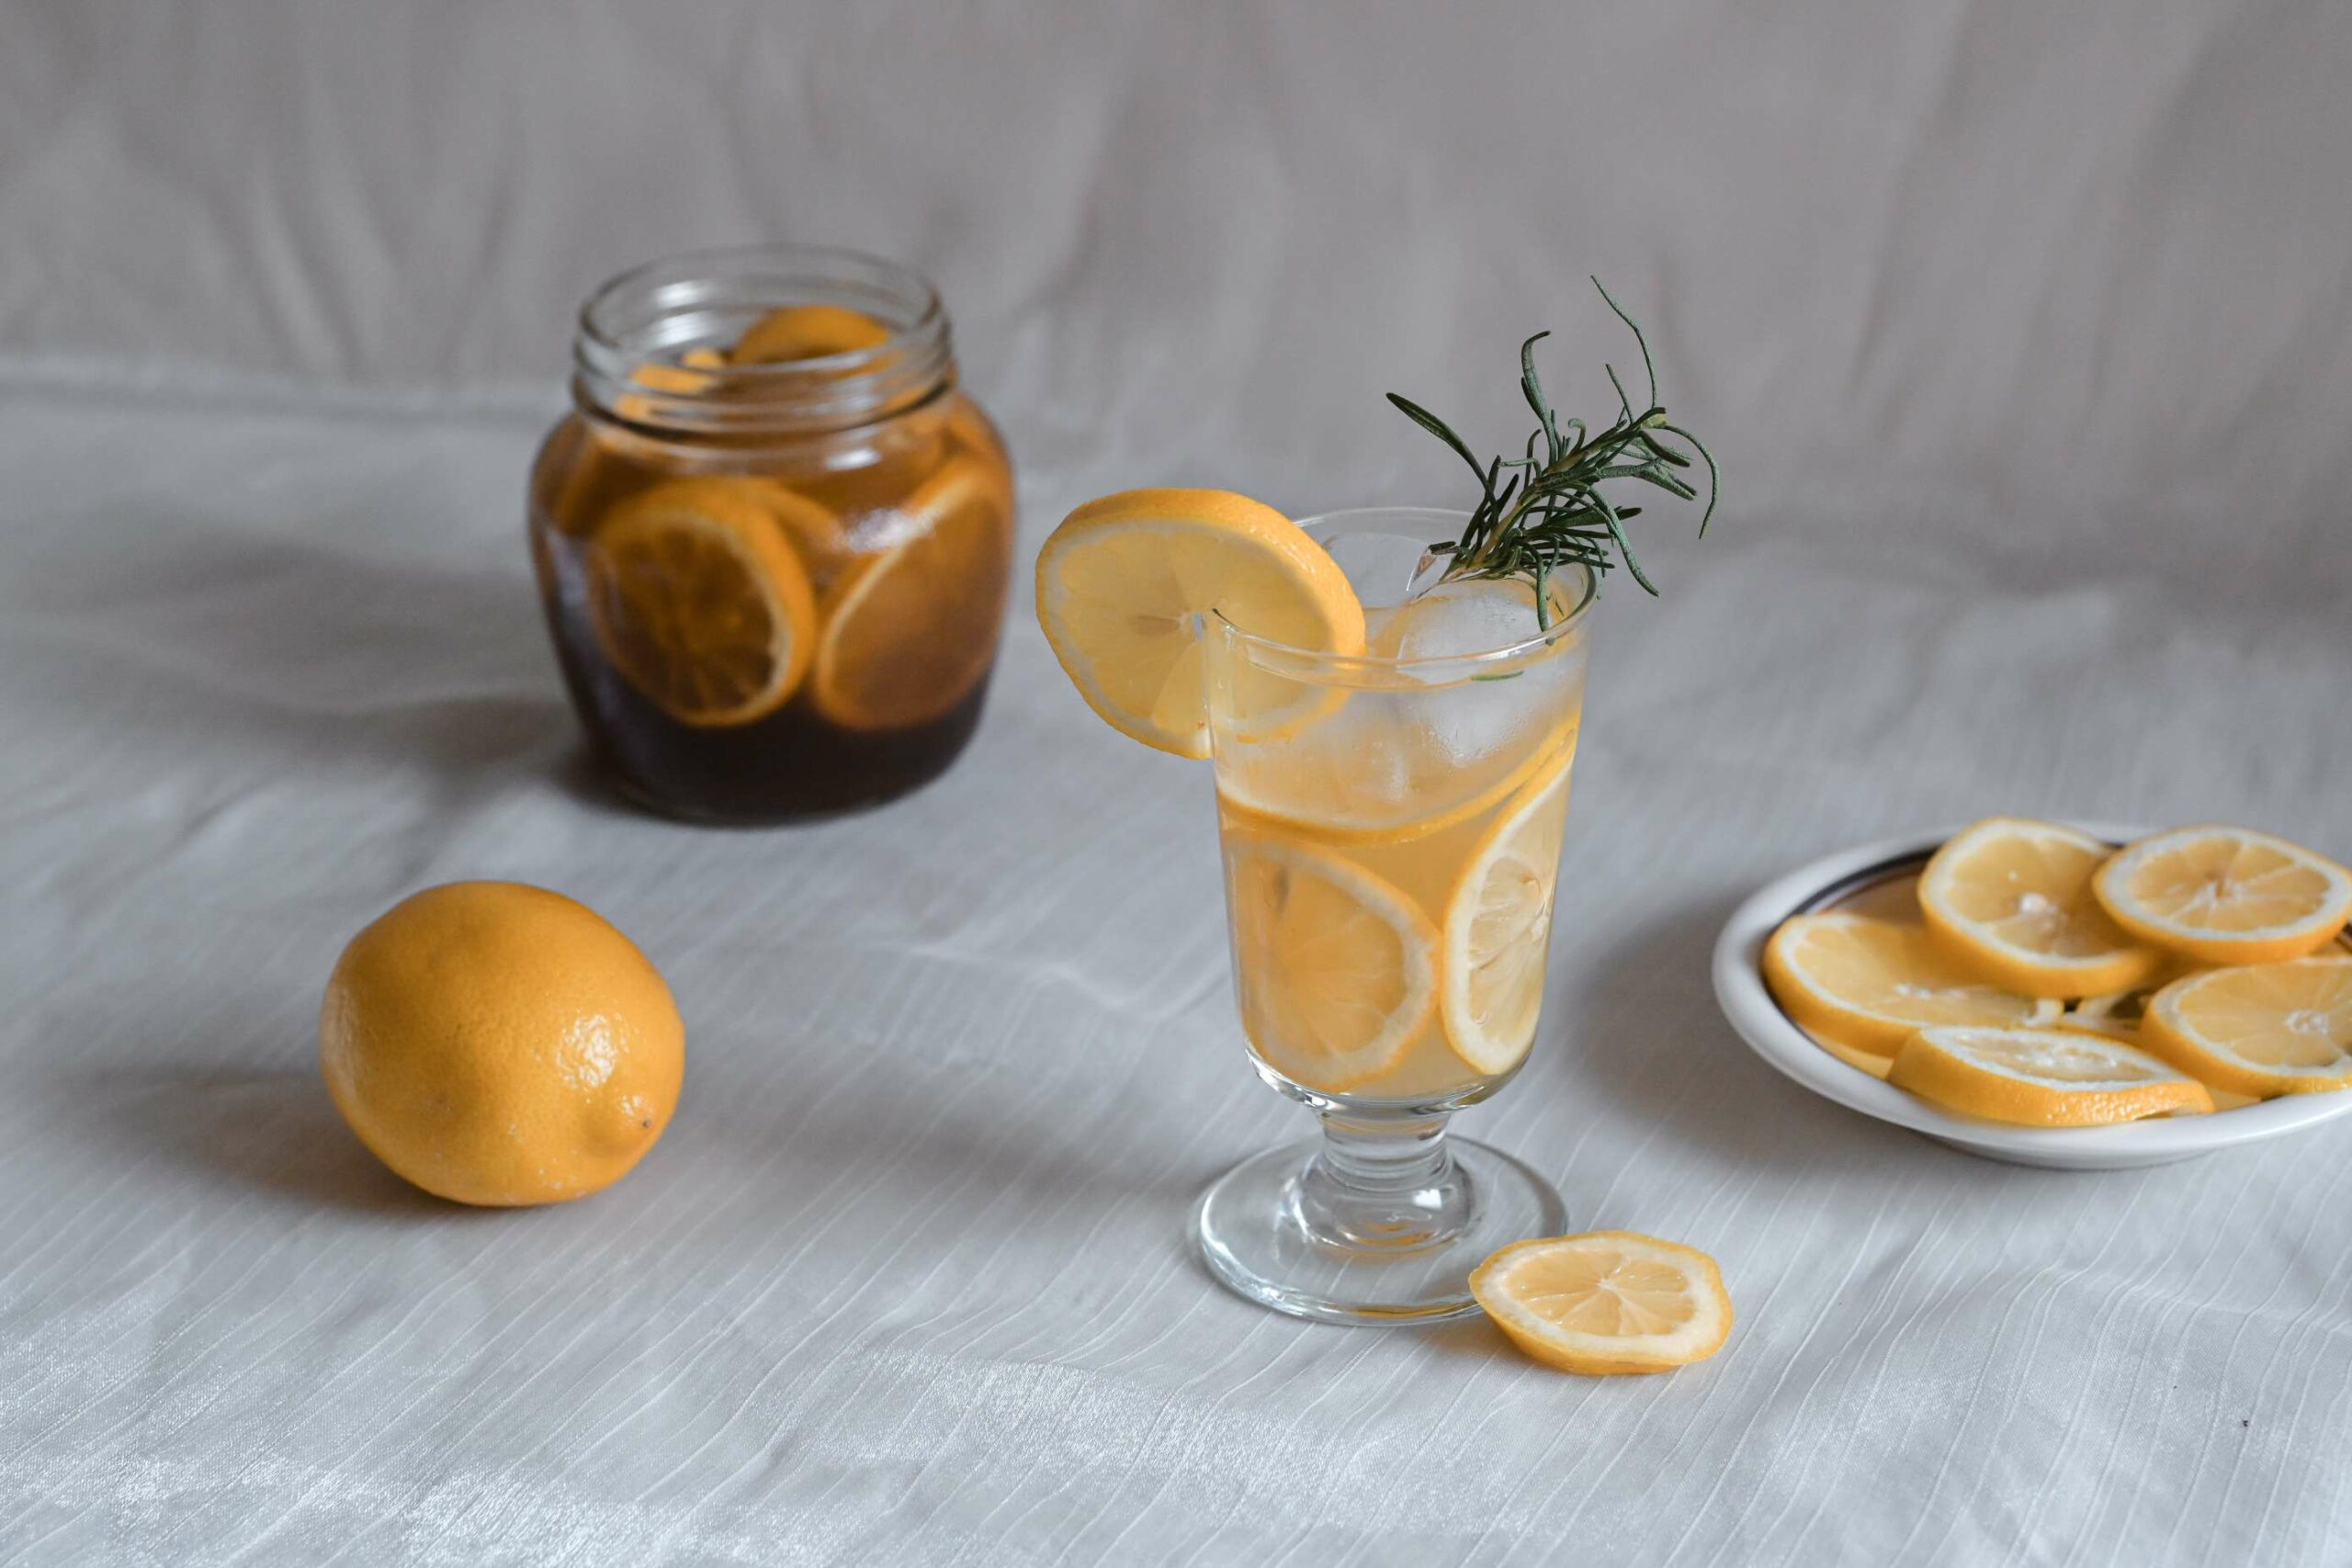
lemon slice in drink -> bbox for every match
[1219,708,1583,847]
[1441,753,1575,1075]
[1223,829,1437,1093]
[1472,1232,1734,1375]
[1887,1025,2213,1125]
[2092,825,2352,966]
[1762,913,2061,1057]
[1035,490,1365,758]
[2141,958,2352,1097]
[587,479,819,727]
[1918,818,2165,998]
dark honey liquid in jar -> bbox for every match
[527,248,1015,823]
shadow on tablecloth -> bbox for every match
[61,1065,458,1218]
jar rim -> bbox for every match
[572,243,955,437]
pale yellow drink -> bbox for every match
[1201,519,1590,1107]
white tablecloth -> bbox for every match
[4,4,2351,1563]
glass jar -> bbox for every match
[528,244,1015,823]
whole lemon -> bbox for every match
[319,882,684,1206]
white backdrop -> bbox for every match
[3,3,2350,1563]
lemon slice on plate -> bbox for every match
[1471,1232,1734,1375]
[1762,912,2060,1057]
[587,478,819,727]
[1887,1024,2213,1126]
[1441,754,1575,1075]
[2093,825,2352,966]
[810,456,1012,731]
[1918,817,2164,998]
[1222,830,1436,1093]
[1035,489,1365,758]
[2141,958,2352,1098]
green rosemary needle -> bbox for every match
[1386,277,1718,626]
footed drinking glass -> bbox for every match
[1193,508,1594,1324]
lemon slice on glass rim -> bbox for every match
[1035,489,1365,758]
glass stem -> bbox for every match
[1295,1111,1474,1252]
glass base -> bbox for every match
[1193,1134,1565,1325]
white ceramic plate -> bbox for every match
[1711,821,2352,1169]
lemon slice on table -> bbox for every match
[2140,958,2352,1098]
[1918,817,2165,998]
[1223,830,1437,1093]
[1887,1025,2213,1126]
[2092,825,2352,966]
[587,478,819,727]
[810,456,1012,731]
[1471,1232,1734,1375]
[731,303,893,364]
[1762,913,2061,1057]
[1035,489,1365,758]
[1441,754,1576,1075]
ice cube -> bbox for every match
[1374,578,1549,662]
[1376,579,1583,770]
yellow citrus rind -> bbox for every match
[1472,1232,1734,1375]
[731,303,893,364]
[1763,912,2060,1057]
[2092,825,2352,966]
[810,455,1012,732]
[1223,829,1437,1093]
[1440,752,1576,1075]
[587,478,820,728]
[1035,489,1365,758]
[1887,1024,2213,1126]
[2140,957,2352,1098]
[1918,817,2164,998]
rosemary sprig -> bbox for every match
[1386,277,1718,626]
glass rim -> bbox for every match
[1210,506,1600,675]
[572,243,954,435]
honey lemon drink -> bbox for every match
[1035,284,1717,1324]
[1206,546,1589,1103]
[1035,491,1603,1322]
